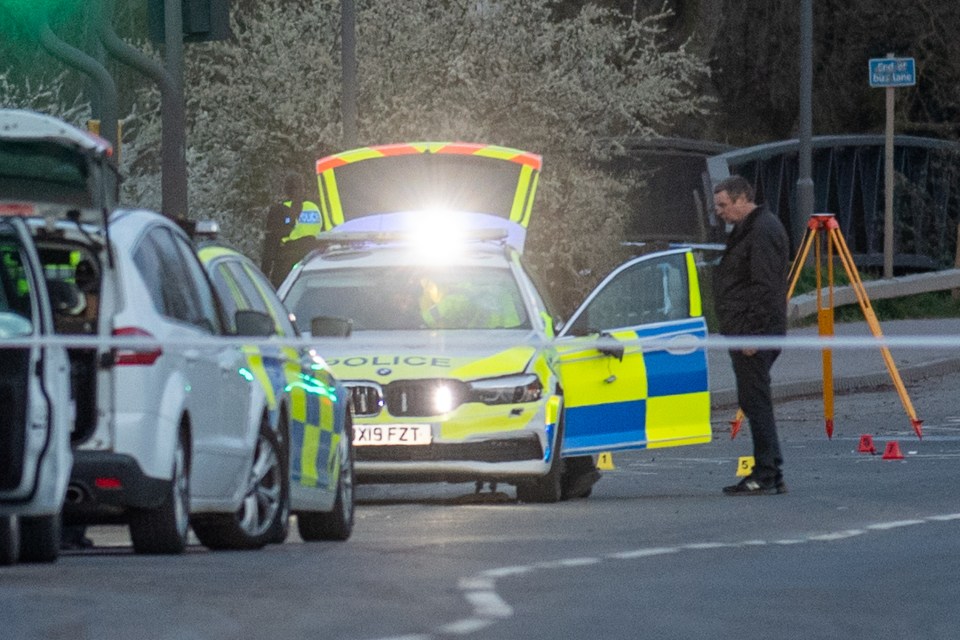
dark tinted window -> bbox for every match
[0,141,93,207]
[134,227,220,333]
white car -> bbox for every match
[3,109,293,553]
[28,208,292,553]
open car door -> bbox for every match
[555,249,711,455]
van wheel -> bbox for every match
[19,514,60,563]
[298,412,354,541]
[193,421,288,550]
[129,428,190,554]
[0,516,20,566]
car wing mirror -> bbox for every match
[235,309,275,337]
[596,331,624,361]
[311,315,352,338]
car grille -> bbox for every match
[347,379,471,418]
[383,379,470,417]
[355,436,543,463]
[346,383,383,417]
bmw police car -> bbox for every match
[277,143,711,502]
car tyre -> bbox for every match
[516,414,564,504]
[298,412,354,541]
[268,418,291,545]
[0,516,20,566]
[129,427,190,554]
[192,420,288,550]
[18,514,60,563]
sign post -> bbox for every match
[869,54,916,278]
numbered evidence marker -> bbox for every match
[597,452,615,470]
[736,456,755,477]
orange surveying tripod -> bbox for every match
[730,214,923,441]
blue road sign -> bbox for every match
[869,57,916,87]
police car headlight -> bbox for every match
[469,374,543,405]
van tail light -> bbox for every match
[112,327,162,366]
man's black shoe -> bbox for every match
[722,477,779,496]
[775,479,788,494]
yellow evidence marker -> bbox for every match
[736,456,755,477]
[597,452,616,470]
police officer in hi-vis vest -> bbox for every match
[262,172,323,287]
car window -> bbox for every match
[284,265,530,332]
[238,261,297,337]
[0,140,93,207]
[134,228,219,333]
[170,233,223,334]
[208,262,249,334]
[566,252,689,335]
[208,256,295,337]
[0,226,35,331]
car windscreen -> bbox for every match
[284,265,531,332]
[0,140,95,207]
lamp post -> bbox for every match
[797,0,814,224]
[341,0,358,149]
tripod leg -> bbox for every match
[829,228,923,438]
[818,233,835,438]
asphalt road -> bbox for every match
[3,370,959,640]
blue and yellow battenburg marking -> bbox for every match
[558,317,711,454]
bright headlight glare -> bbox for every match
[409,208,468,263]
[469,374,542,405]
[433,384,455,414]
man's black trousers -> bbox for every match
[730,348,783,483]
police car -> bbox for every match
[197,240,355,541]
[278,143,712,502]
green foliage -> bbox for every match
[0,0,83,32]
[123,0,711,289]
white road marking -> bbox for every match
[368,512,959,640]
[866,519,926,530]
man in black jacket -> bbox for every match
[713,175,790,496]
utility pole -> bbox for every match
[796,0,814,225]
[341,0,357,149]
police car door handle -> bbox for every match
[661,334,700,356]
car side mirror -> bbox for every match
[234,309,275,337]
[311,315,352,338]
[597,332,624,361]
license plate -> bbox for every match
[353,424,432,446]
